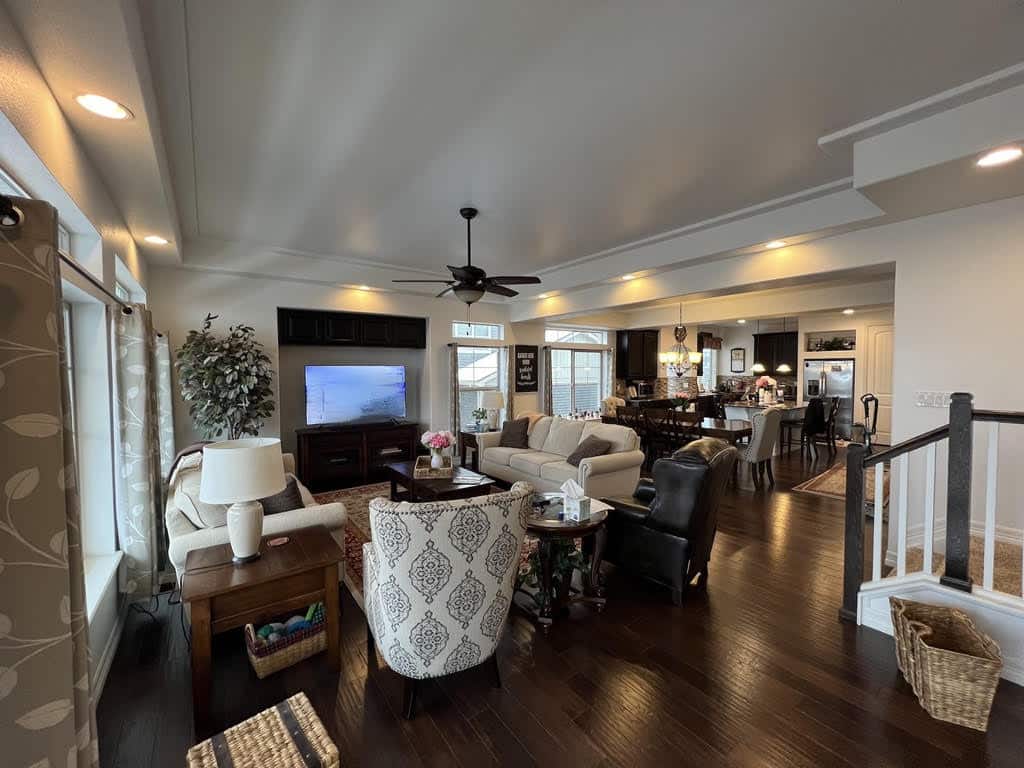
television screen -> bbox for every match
[305,365,407,425]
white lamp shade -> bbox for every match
[199,438,287,503]
[751,363,767,373]
[481,391,504,409]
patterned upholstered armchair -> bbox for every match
[363,481,533,718]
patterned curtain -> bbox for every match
[448,343,460,433]
[0,197,99,766]
[603,346,614,400]
[542,346,553,415]
[153,332,175,580]
[113,305,163,599]
[501,346,514,423]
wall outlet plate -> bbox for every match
[914,391,953,408]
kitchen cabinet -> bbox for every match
[753,332,797,375]
[278,308,426,348]
[616,329,660,379]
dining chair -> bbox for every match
[740,407,783,486]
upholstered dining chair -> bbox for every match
[740,406,783,487]
[363,481,533,719]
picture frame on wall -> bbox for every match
[730,347,746,373]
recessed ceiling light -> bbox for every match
[977,146,1022,168]
[621,274,636,281]
[737,319,746,324]
[143,235,168,245]
[537,293,549,299]
[75,93,133,120]
[357,285,370,291]
[842,308,855,315]
[765,240,787,249]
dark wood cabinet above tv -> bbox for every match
[277,308,426,349]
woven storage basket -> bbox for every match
[889,598,1002,731]
[186,692,338,767]
[245,607,326,679]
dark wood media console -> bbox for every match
[296,422,419,491]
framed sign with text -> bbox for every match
[514,345,538,393]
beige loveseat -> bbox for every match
[165,452,347,582]
[477,415,644,497]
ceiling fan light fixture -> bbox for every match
[453,285,485,304]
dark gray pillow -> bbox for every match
[566,436,611,467]
[258,476,304,515]
[499,417,530,448]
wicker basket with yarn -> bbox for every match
[889,597,1002,731]
[245,604,326,679]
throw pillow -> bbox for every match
[498,417,530,448]
[566,436,612,467]
[259,476,304,515]
[175,465,228,529]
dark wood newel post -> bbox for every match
[839,442,866,622]
[941,392,974,592]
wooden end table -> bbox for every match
[459,429,497,472]
[181,525,343,734]
[386,460,495,502]
[515,495,610,633]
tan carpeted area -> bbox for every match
[902,536,1023,596]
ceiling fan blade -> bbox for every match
[392,279,455,283]
[436,285,455,298]
[488,275,541,285]
[483,283,518,298]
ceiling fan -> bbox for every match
[392,207,540,304]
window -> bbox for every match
[453,321,504,340]
[114,281,130,302]
[699,347,718,392]
[60,302,79,456]
[544,327,608,345]
[550,349,604,416]
[457,345,501,426]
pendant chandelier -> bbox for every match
[658,303,702,377]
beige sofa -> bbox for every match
[165,452,347,582]
[477,415,644,497]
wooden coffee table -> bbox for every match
[181,525,342,734]
[386,459,495,502]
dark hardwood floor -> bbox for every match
[97,448,1024,767]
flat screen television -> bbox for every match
[305,365,407,425]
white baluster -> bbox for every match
[896,453,908,578]
[923,443,936,575]
[983,424,999,591]
[872,462,884,582]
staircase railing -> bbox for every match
[840,392,1024,622]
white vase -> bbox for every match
[430,449,444,469]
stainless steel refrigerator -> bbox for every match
[804,359,855,439]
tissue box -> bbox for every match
[564,495,591,521]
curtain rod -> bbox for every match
[58,251,132,312]
[1,193,132,312]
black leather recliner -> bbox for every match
[602,438,738,605]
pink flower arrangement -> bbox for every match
[755,375,777,389]
[421,430,455,451]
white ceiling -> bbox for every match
[136,0,1024,278]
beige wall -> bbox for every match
[147,264,540,447]
[0,3,145,291]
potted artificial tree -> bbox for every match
[175,313,276,439]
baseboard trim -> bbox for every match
[858,575,1024,686]
[91,598,127,705]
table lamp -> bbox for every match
[481,391,504,429]
[200,438,286,564]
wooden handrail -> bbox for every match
[862,425,949,467]
[973,409,1024,424]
